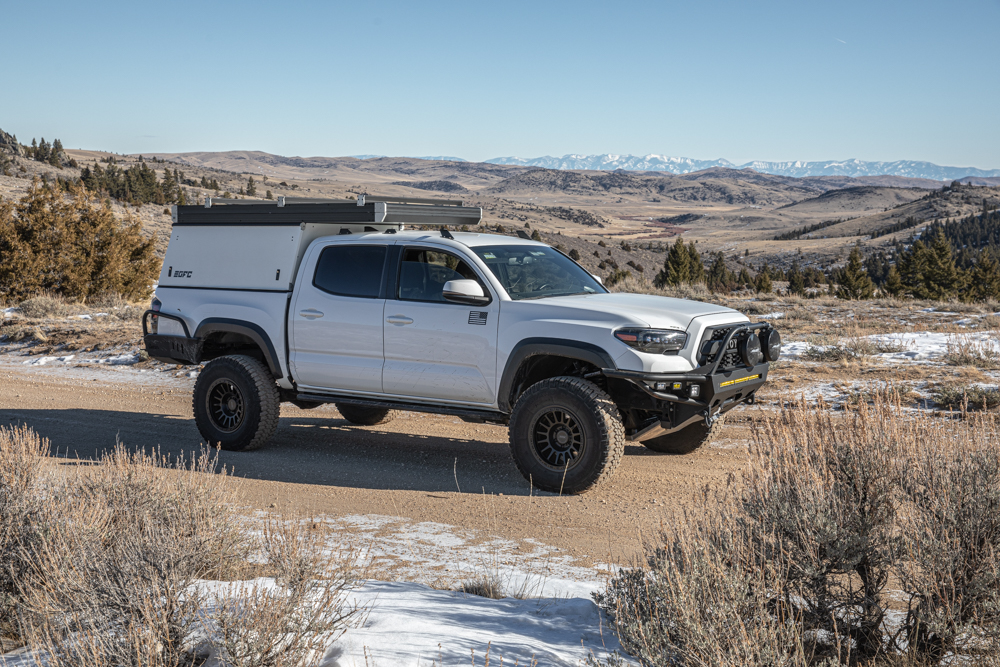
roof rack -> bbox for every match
[175,195,482,227]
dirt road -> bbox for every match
[0,360,750,567]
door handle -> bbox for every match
[299,309,324,319]
[386,315,414,326]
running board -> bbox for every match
[296,393,509,424]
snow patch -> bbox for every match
[73,312,109,320]
[22,355,75,366]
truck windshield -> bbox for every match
[472,245,607,300]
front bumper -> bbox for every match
[602,322,773,441]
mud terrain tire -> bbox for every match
[192,355,280,451]
[336,404,397,426]
[641,421,713,455]
[508,376,625,495]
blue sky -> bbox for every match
[3,0,998,167]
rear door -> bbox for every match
[382,246,500,405]
[289,241,390,393]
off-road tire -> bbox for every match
[192,355,280,451]
[641,421,713,455]
[336,404,397,426]
[508,376,625,495]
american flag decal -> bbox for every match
[468,311,488,325]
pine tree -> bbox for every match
[738,267,753,289]
[265,190,274,200]
[787,260,805,295]
[530,229,542,242]
[706,252,735,293]
[686,242,705,283]
[247,176,257,197]
[836,248,875,300]
[48,139,63,168]
[924,229,960,300]
[883,265,904,297]
[755,270,773,294]
[897,240,930,299]
[657,237,692,287]
[968,250,1000,302]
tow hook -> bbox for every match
[703,411,719,429]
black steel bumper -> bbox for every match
[142,310,202,365]
[602,322,774,440]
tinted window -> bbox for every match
[398,248,488,303]
[313,245,386,298]
[472,245,605,300]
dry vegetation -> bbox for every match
[0,426,365,665]
[594,390,1000,666]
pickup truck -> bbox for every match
[143,195,780,493]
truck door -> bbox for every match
[289,242,389,393]
[382,246,499,405]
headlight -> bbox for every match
[614,328,688,355]
[762,328,781,362]
[740,333,763,366]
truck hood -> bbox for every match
[524,293,744,330]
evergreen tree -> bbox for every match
[924,229,960,300]
[530,229,542,242]
[883,266,904,297]
[265,190,274,200]
[755,270,773,294]
[706,252,735,293]
[897,240,930,299]
[656,237,692,287]
[836,248,876,300]
[967,250,1000,302]
[787,260,805,295]
[201,176,210,189]
[161,168,177,203]
[48,139,63,168]
[247,176,257,197]
[686,242,705,283]
[738,267,753,289]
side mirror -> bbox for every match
[592,274,604,285]
[443,279,489,305]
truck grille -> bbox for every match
[699,326,747,371]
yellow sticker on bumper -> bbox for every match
[719,374,762,388]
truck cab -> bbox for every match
[144,195,780,493]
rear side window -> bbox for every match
[313,245,386,298]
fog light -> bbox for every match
[740,333,764,367]
[689,384,701,398]
[654,382,668,391]
[672,382,682,391]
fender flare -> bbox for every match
[194,318,283,378]
[497,337,617,412]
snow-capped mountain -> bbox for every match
[483,154,1000,181]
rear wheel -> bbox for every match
[193,355,279,451]
[508,376,624,495]
[335,403,397,426]
[641,421,713,455]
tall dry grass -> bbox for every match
[595,389,1000,666]
[0,426,364,666]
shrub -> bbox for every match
[17,294,77,319]
[943,334,1000,369]
[932,384,1000,411]
[595,390,1000,665]
[0,182,160,301]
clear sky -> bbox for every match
[2,0,998,168]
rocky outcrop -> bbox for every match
[0,128,24,156]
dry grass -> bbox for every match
[932,384,1000,411]
[0,426,364,665]
[943,333,1000,370]
[18,294,79,319]
[595,390,1000,666]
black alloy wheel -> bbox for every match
[192,355,280,451]
[508,376,625,494]
[531,408,585,470]
[207,379,246,432]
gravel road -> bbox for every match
[0,361,750,567]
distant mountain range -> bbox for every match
[483,154,1000,182]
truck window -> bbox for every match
[398,248,487,303]
[313,245,387,298]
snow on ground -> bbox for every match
[782,331,1000,364]
[323,514,606,600]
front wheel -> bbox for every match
[508,376,625,495]
[193,355,280,451]
[641,421,713,454]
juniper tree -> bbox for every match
[246,176,257,197]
